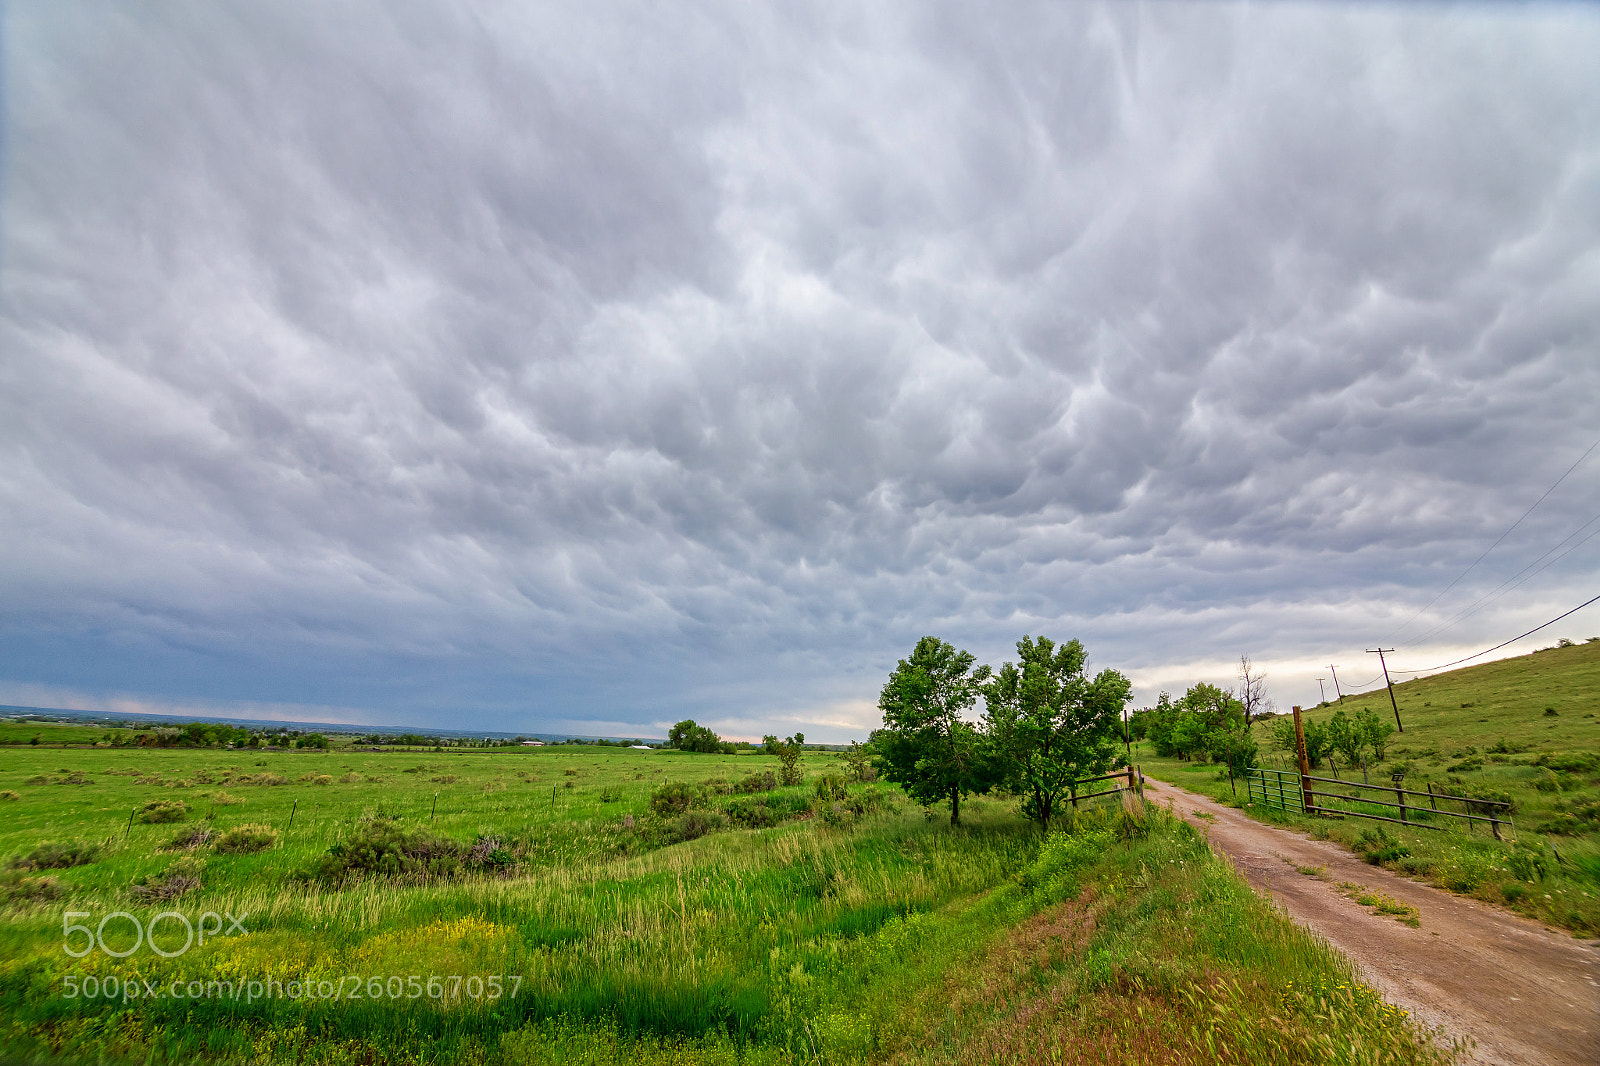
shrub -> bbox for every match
[214,823,279,854]
[649,782,694,817]
[11,842,101,870]
[164,826,216,850]
[0,791,18,802]
[1354,826,1410,865]
[210,791,244,805]
[1533,767,1563,793]
[1,872,65,904]
[302,819,463,884]
[466,836,517,870]
[299,774,333,786]
[137,800,189,823]
[340,772,363,783]
[1536,751,1600,773]
[663,809,727,843]
[598,786,622,803]
[736,770,777,793]
[129,857,204,902]
[813,774,847,803]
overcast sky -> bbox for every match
[3,1,1598,740]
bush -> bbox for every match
[736,770,777,793]
[129,857,204,902]
[663,809,727,843]
[1533,767,1563,793]
[302,819,466,884]
[10,841,101,871]
[1,872,65,904]
[164,826,216,850]
[649,782,695,816]
[0,791,18,802]
[466,836,518,870]
[813,774,847,803]
[1536,751,1600,773]
[214,823,279,854]
[1354,826,1410,865]
[137,800,189,823]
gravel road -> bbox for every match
[1144,777,1600,1066]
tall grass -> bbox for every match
[0,746,1455,1064]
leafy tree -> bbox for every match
[1166,683,1244,761]
[1138,693,1183,755]
[1327,710,1364,766]
[870,636,992,825]
[667,719,724,753]
[1269,715,1332,769]
[838,741,877,782]
[982,636,1131,833]
[775,734,805,785]
[1357,708,1395,761]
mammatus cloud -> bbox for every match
[3,2,1598,738]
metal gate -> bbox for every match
[1245,767,1304,814]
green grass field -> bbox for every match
[1136,640,1600,935]
[0,738,1459,1065]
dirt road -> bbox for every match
[1144,778,1600,1066]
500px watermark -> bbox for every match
[62,911,247,958]
[61,973,524,1004]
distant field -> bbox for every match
[0,742,1457,1064]
[1137,640,1600,935]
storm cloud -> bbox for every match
[4,1,1598,737]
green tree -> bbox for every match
[776,734,805,785]
[1357,708,1395,762]
[1138,693,1183,755]
[982,636,1131,833]
[1166,683,1243,761]
[667,719,723,753]
[838,741,876,782]
[1327,710,1364,766]
[870,636,992,825]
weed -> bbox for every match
[10,841,100,870]
[213,823,279,854]
[136,799,189,823]
[163,825,216,850]
[129,856,204,902]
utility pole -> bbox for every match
[1328,664,1343,701]
[1315,677,1328,704]
[1366,648,1403,733]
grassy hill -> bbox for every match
[1137,639,1600,936]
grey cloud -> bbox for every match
[3,2,1599,733]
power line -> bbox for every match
[1403,512,1600,648]
[1396,591,1600,675]
[1387,433,1600,643]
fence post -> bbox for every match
[1126,765,1135,797]
[1292,706,1316,816]
[1427,782,1437,811]
[1392,773,1406,824]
